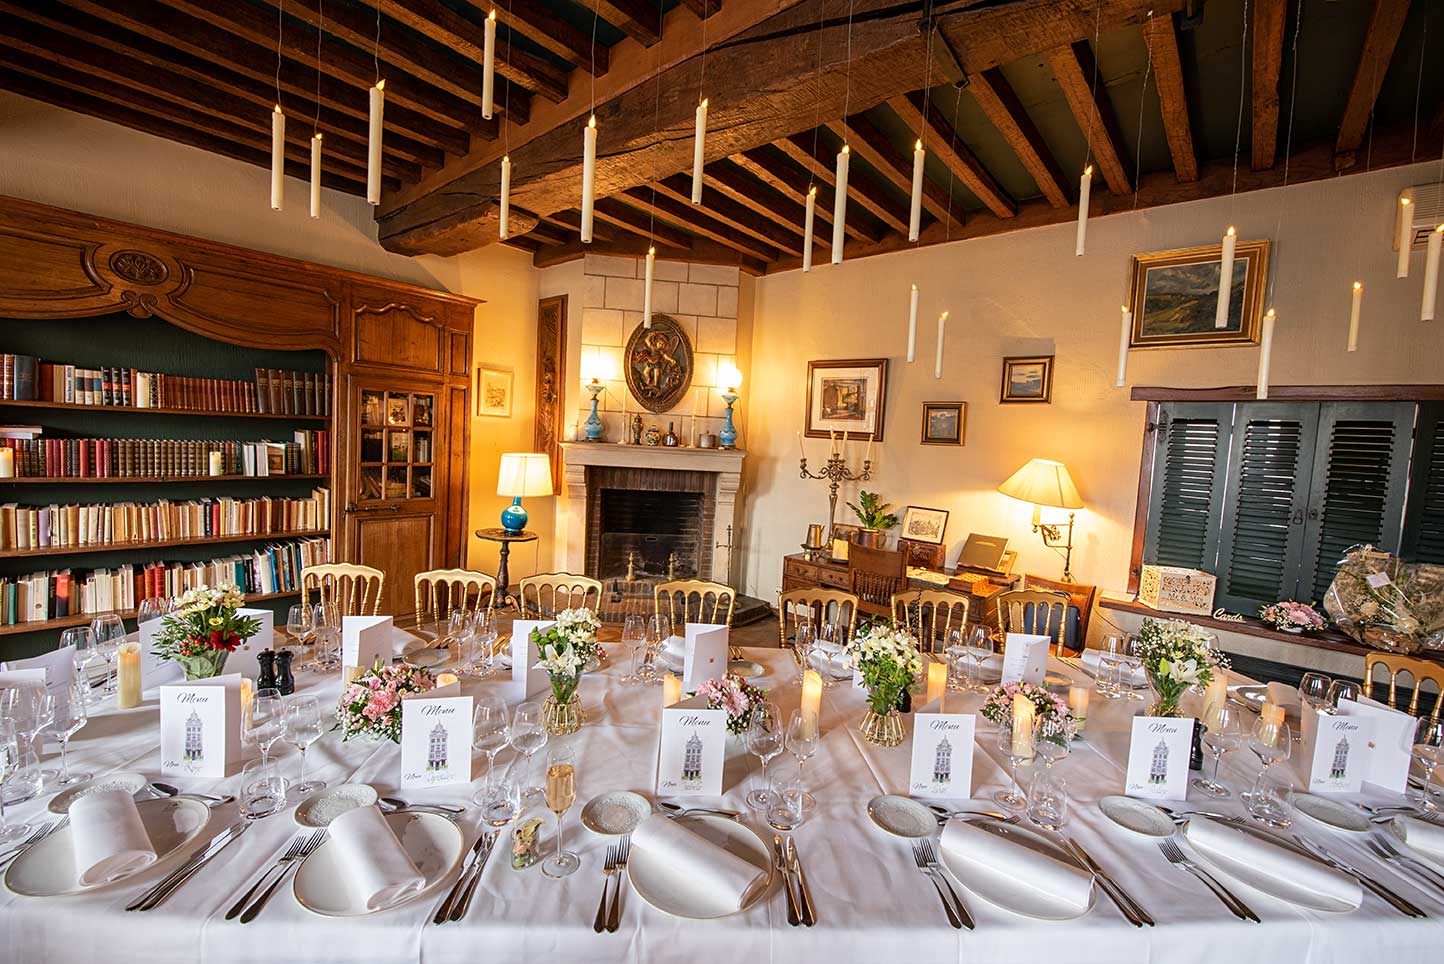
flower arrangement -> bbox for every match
[1323,545,1444,653]
[551,607,603,666]
[1258,600,1326,634]
[338,662,436,743]
[846,620,922,714]
[151,584,260,680]
[695,674,767,735]
[1134,617,1230,717]
[981,681,1075,743]
[532,608,601,734]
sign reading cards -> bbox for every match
[400,686,473,789]
[1298,706,1373,794]
[682,623,728,689]
[657,696,726,797]
[1000,633,1050,686]
[1124,716,1192,801]
[1336,696,1414,793]
[908,708,976,800]
[160,674,242,778]
[343,616,393,679]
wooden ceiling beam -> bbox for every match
[593,0,665,47]
[678,0,725,19]
[1046,40,1132,195]
[593,197,697,250]
[544,209,621,243]
[533,233,768,274]
[966,67,1068,208]
[730,146,882,243]
[1143,12,1197,183]
[459,1,606,76]
[528,221,571,246]
[774,135,910,236]
[702,160,811,241]
[621,188,780,262]
[649,174,804,256]
[826,116,961,230]
[1250,0,1286,171]
[886,92,1015,218]
[1335,0,1412,168]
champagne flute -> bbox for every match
[793,619,815,682]
[964,626,995,693]
[284,695,326,797]
[248,688,285,770]
[744,701,784,811]
[50,682,90,786]
[1299,672,1331,710]
[1192,703,1244,797]
[90,612,126,695]
[508,702,548,803]
[1412,718,1444,811]
[542,744,579,879]
[994,720,1033,811]
[0,720,30,843]
[471,695,509,806]
[1120,636,1146,701]
[786,708,819,813]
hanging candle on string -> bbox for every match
[270,105,285,211]
[908,139,924,242]
[580,115,598,243]
[1424,225,1443,322]
[1396,195,1413,279]
[367,80,385,205]
[691,98,708,205]
[1116,305,1132,387]
[482,9,496,121]
[499,154,511,239]
[907,284,919,362]
[934,310,948,379]
[1256,308,1277,399]
[309,133,322,219]
[1074,165,1092,256]
[1214,226,1237,329]
[643,246,656,329]
[802,186,816,273]
[831,145,850,265]
[1346,282,1363,352]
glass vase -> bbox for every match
[1146,673,1183,718]
[543,693,584,735]
[860,706,905,747]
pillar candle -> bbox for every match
[1068,685,1089,732]
[481,10,496,120]
[691,98,708,204]
[580,115,598,242]
[1256,308,1276,399]
[802,186,816,273]
[499,154,512,238]
[240,677,254,731]
[663,673,682,708]
[117,641,142,709]
[1214,226,1236,329]
[270,105,285,211]
[1074,165,1092,256]
[436,671,460,688]
[800,708,819,742]
[907,284,918,362]
[0,448,13,478]
[831,145,849,264]
[1011,693,1035,760]
[309,133,322,219]
[1261,701,1285,727]
[367,81,384,205]
[801,669,822,723]
[1396,196,1413,278]
[908,139,924,241]
[1116,305,1132,387]
[208,451,224,477]
[1203,673,1229,722]
[1347,282,1362,352]
[926,661,947,709]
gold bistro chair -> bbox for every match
[517,572,603,618]
[414,568,497,631]
[993,588,1075,654]
[778,588,859,648]
[892,589,971,654]
[655,579,736,628]
[1365,652,1444,721]
[301,563,385,616]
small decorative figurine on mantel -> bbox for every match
[630,413,643,445]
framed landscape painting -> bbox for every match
[805,358,888,441]
[1127,239,1270,348]
[920,401,965,445]
[1000,356,1053,404]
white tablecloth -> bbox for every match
[3,647,1442,963]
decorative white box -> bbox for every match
[1138,565,1216,615]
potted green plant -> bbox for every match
[847,491,898,549]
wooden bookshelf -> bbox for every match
[0,399,329,421]
[0,474,327,484]
[0,589,302,637]
[0,529,330,560]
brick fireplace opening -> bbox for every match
[584,466,715,582]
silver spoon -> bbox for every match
[378,797,464,815]
[926,805,1010,822]
[656,801,741,820]
[148,783,234,808]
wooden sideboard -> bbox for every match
[781,552,1018,629]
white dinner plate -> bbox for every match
[294,784,380,828]
[865,794,937,838]
[939,819,1097,921]
[1098,795,1176,839]
[292,810,463,916]
[47,772,149,814]
[402,648,448,670]
[1182,823,1357,913]
[1291,793,1372,834]
[729,659,765,680]
[5,796,211,896]
[581,791,650,836]
[627,814,773,919]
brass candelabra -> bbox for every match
[799,450,873,543]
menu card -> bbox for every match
[682,623,728,689]
[399,685,473,789]
[1000,633,1050,686]
[343,615,393,680]
[1124,716,1192,800]
[1337,696,1415,792]
[908,705,976,800]
[498,620,552,702]
[657,695,726,796]
[0,646,77,718]
[1298,706,1373,794]
[160,673,242,778]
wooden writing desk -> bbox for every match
[781,552,1018,629]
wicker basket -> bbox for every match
[1138,565,1216,615]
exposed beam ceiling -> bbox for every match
[1250,0,1286,172]
[886,92,1016,218]
[1047,39,1133,195]
[966,67,1070,208]
[1334,0,1411,168]
[1144,11,1198,183]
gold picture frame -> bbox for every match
[1000,356,1053,404]
[805,358,889,441]
[920,401,965,445]
[476,366,514,417]
[1127,239,1270,349]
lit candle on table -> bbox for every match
[801,669,822,723]
[436,672,459,688]
[926,660,947,709]
[663,673,682,707]
[1011,693,1035,760]
[208,451,224,476]
[240,677,254,731]
[0,448,12,478]
[117,641,142,709]
[1067,685,1089,733]
[1204,673,1229,722]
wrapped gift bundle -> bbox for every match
[1322,545,1444,653]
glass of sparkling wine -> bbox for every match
[542,745,579,879]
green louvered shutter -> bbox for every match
[1403,403,1444,564]
[1143,402,1233,572]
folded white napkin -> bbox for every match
[630,814,769,912]
[70,789,156,887]
[328,805,426,911]
[1080,650,1145,687]
[1397,816,1444,861]
[1186,817,1361,908]
[391,627,425,659]
[940,818,1093,912]
[1265,681,1302,710]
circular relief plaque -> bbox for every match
[624,313,694,414]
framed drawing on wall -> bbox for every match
[999,356,1053,404]
[805,358,888,441]
[900,506,949,545]
[476,366,514,416]
[1126,239,1269,348]
[920,401,965,445]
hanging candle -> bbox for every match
[1116,305,1132,387]
[1396,196,1413,279]
[691,98,708,205]
[482,9,496,121]
[367,80,385,205]
[643,245,656,328]
[580,115,597,243]
[1074,165,1092,256]
[270,104,285,211]
[934,310,948,379]
[802,186,817,273]
[908,139,924,242]
[1214,226,1237,329]
[1424,225,1443,322]
[831,145,850,265]
[309,133,322,219]
[907,284,919,362]
[1347,282,1363,352]
[499,154,511,239]
[1256,308,1277,399]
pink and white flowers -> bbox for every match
[1259,600,1326,633]
[338,662,435,743]
[695,674,767,734]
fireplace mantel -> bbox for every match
[559,442,745,474]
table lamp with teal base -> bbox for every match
[497,452,553,534]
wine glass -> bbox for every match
[0,687,51,790]
[1299,672,1331,710]
[620,615,646,686]
[786,709,819,813]
[0,720,31,843]
[1242,717,1292,813]
[90,613,126,695]
[471,695,509,807]
[137,596,170,626]
[744,700,784,811]
[542,744,579,879]
[1026,768,1069,830]
[471,611,498,680]
[1120,636,1146,701]
[312,603,340,670]
[1033,714,1071,768]
[284,695,325,797]
[1193,703,1244,797]
[1326,679,1361,711]
[247,688,285,769]
[964,627,995,693]
[793,619,815,683]
[50,682,90,786]
[994,720,1033,811]
[1412,718,1444,811]
[1097,634,1126,699]
[285,604,313,671]
[943,629,967,692]
[508,702,548,802]
[60,627,100,705]
[766,758,807,832]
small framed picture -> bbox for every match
[805,358,889,441]
[900,506,949,545]
[476,366,514,417]
[920,401,965,445]
[1000,355,1053,404]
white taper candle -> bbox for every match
[270,105,285,211]
[691,98,708,204]
[802,187,816,273]
[1116,305,1132,387]
[643,245,656,328]
[309,133,321,219]
[908,139,924,242]
[934,310,948,379]
[1214,226,1237,329]
[1074,165,1092,256]
[367,80,385,205]
[1256,308,1276,399]
[831,145,849,265]
[580,115,597,243]
[1397,196,1413,279]
[482,10,496,120]
[1424,226,1444,322]
[499,154,511,238]
[907,284,918,362]
[1347,282,1362,352]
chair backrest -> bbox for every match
[891,589,971,654]
[655,579,735,627]
[517,572,603,618]
[848,545,907,618]
[302,563,385,616]
[778,588,859,647]
[414,568,497,626]
[1022,574,1097,653]
[1365,651,1444,721]
[993,589,1073,651]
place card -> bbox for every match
[399,685,473,789]
[1298,705,1373,794]
[497,620,553,702]
[0,646,77,717]
[1000,633,1050,686]
[342,615,393,681]
[1336,696,1415,793]
[908,706,976,800]
[682,623,728,689]
[160,673,242,778]
[657,695,726,797]
[1124,716,1192,801]
[233,607,274,659]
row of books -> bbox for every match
[0,431,330,478]
[0,537,330,625]
[0,489,331,552]
[0,354,331,416]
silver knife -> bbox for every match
[771,835,801,926]
[433,832,491,925]
[127,823,248,912]
[1065,838,1151,926]
[785,836,816,926]
[448,832,498,922]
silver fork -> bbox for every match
[606,835,631,933]
[919,839,973,930]
[239,831,327,923]
[225,834,310,920]
[1158,839,1260,922]
[1366,836,1444,896]
[1292,835,1427,918]
[912,841,964,929]
[593,844,618,933]
[0,817,68,868]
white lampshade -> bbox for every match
[497,453,553,498]
[996,458,1083,510]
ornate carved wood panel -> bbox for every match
[534,295,567,493]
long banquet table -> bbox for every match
[3,642,1443,963]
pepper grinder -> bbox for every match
[275,650,296,696]
[256,650,278,692]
